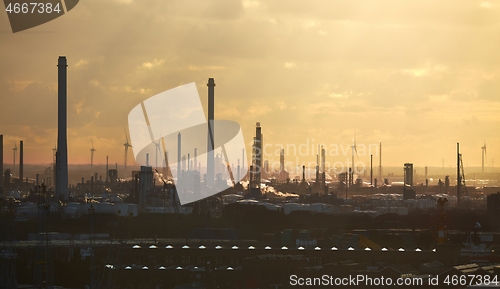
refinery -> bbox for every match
[1,56,500,289]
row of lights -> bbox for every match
[118,265,237,271]
[133,245,437,252]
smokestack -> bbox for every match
[237,159,240,181]
[321,146,326,187]
[106,156,109,183]
[254,122,262,189]
[207,78,215,185]
[280,149,284,173]
[35,174,39,187]
[379,142,382,183]
[194,148,197,171]
[188,153,190,171]
[457,142,461,206]
[0,134,3,196]
[302,165,305,183]
[146,153,149,167]
[19,140,23,185]
[321,146,325,173]
[56,56,69,201]
[425,166,428,187]
[178,132,181,180]
[242,148,245,180]
[370,154,373,186]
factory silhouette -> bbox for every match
[1,57,500,289]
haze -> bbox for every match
[0,0,499,170]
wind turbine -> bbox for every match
[481,141,487,173]
[124,127,132,176]
[153,131,162,168]
[351,132,359,175]
[90,139,96,173]
[12,142,17,176]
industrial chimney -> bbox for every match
[207,78,215,185]
[56,56,69,201]
[19,140,23,184]
[177,132,181,180]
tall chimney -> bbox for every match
[194,148,197,171]
[237,159,240,181]
[177,132,181,180]
[242,149,245,180]
[457,142,461,206]
[302,165,305,182]
[19,140,23,184]
[280,149,284,173]
[379,142,382,183]
[321,146,326,187]
[255,122,262,189]
[207,78,215,185]
[370,154,373,186]
[425,166,428,187]
[106,155,109,183]
[56,56,69,201]
[0,134,3,196]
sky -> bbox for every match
[0,0,499,172]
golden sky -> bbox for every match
[0,0,499,171]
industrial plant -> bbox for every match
[1,57,500,289]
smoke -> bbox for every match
[262,185,298,198]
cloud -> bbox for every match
[243,0,260,9]
[401,63,448,78]
[8,80,35,92]
[139,59,164,70]
[247,105,271,116]
[284,62,297,69]
[74,99,85,115]
[480,2,492,8]
[75,59,88,68]
[188,65,225,71]
[450,90,477,101]
[328,91,351,99]
[478,75,500,101]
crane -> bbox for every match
[155,169,179,214]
